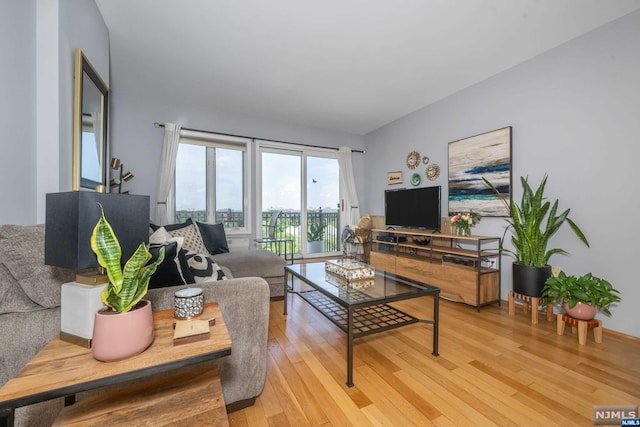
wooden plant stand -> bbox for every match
[556,313,602,345]
[508,291,553,325]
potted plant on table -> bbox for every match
[90,205,165,362]
[483,174,590,297]
[542,271,621,320]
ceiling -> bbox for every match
[95,0,640,135]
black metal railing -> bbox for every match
[175,209,340,254]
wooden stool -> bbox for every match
[556,314,602,345]
[508,291,553,324]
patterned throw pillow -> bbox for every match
[148,241,195,289]
[166,224,209,254]
[186,254,227,283]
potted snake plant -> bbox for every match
[90,205,164,362]
[484,175,590,297]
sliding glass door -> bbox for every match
[260,147,340,258]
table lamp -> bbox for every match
[45,192,150,347]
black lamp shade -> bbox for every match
[45,192,150,270]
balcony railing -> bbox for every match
[175,209,340,254]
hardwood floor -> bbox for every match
[229,288,640,426]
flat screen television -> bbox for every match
[384,185,441,231]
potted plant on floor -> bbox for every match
[483,175,590,297]
[307,221,325,253]
[542,271,621,320]
[91,205,165,361]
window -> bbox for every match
[174,131,250,232]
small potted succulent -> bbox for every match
[90,205,165,361]
[541,271,621,320]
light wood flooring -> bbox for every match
[229,288,639,426]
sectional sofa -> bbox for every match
[0,223,281,426]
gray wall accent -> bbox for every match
[109,91,366,228]
[56,0,110,203]
[1,0,37,225]
[364,11,640,337]
[0,0,110,224]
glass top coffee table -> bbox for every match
[284,260,440,387]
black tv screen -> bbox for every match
[384,185,441,231]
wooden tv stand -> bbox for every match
[370,228,501,311]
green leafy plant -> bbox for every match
[91,205,164,313]
[483,175,589,267]
[307,222,325,242]
[542,271,621,317]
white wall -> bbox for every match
[109,91,366,231]
[0,0,37,225]
[364,11,640,337]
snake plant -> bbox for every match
[483,175,589,267]
[91,205,164,313]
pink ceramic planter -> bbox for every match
[563,302,597,320]
[92,300,154,362]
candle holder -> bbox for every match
[174,287,204,319]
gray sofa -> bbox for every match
[214,249,286,298]
[0,224,271,426]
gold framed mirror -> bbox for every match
[72,48,109,191]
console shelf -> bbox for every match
[370,228,501,310]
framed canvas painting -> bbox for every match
[448,126,512,217]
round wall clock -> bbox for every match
[410,173,421,186]
[406,151,420,169]
[426,163,440,180]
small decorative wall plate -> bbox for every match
[410,173,421,186]
[426,163,440,180]
[406,151,420,169]
[422,156,429,165]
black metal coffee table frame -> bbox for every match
[284,262,439,387]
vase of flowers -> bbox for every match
[450,211,480,236]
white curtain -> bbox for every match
[337,146,360,228]
[156,123,182,225]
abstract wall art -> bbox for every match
[448,126,512,217]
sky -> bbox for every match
[175,145,339,212]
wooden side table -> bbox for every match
[508,291,553,324]
[54,364,228,426]
[0,303,231,427]
[556,313,602,345]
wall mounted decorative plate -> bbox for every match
[422,156,429,165]
[406,151,420,169]
[410,173,421,186]
[426,163,440,180]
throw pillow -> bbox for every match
[166,224,209,254]
[148,241,195,289]
[149,218,193,232]
[186,253,227,283]
[149,227,171,245]
[195,221,229,255]
[0,224,75,308]
[0,263,42,314]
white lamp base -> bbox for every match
[61,281,107,347]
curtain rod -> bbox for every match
[153,122,365,154]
